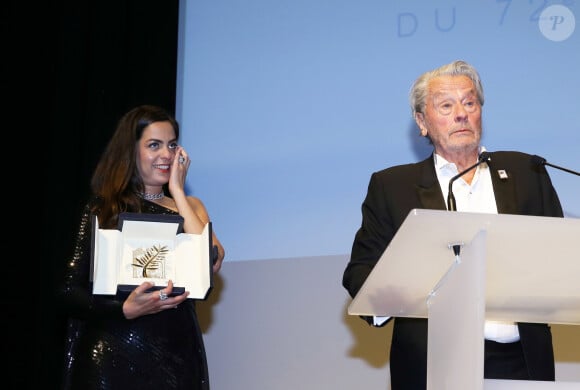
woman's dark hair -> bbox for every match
[90,105,179,228]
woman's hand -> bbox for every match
[122,280,190,320]
[168,146,190,197]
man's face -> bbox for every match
[415,74,482,159]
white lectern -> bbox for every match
[348,209,580,390]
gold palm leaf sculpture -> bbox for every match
[132,244,169,278]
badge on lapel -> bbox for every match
[497,170,508,180]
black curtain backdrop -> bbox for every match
[9,1,179,388]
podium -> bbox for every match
[348,209,580,390]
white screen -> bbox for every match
[177,1,580,262]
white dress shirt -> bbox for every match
[434,149,520,343]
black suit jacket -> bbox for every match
[343,151,563,389]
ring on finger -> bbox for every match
[159,290,168,301]
[178,155,186,164]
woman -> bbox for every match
[60,105,224,389]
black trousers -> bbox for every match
[484,339,529,380]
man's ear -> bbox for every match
[414,113,427,137]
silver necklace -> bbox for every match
[139,191,164,200]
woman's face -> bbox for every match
[135,120,178,188]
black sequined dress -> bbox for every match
[60,198,210,390]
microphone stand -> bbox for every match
[532,155,580,176]
[447,152,491,256]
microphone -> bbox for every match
[446,151,491,256]
[531,155,580,176]
[447,151,491,212]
